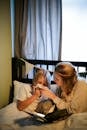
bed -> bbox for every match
[0,57,87,130]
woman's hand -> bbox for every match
[40,87,57,100]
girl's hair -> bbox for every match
[32,69,49,87]
[54,62,77,94]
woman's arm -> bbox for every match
[41,84,87,114]
[40,87,73,112]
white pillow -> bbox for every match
[13,80,31,101]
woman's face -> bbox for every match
[54,73,63,88]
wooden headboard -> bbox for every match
[12,57,59,83]
[9,57,87,103]
[12,57,87,81]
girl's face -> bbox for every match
[37,76,46,86]
[33,76,46,93]
[54,73,63,88]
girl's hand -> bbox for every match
[35,88,41,97]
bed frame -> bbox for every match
[10,57,87,103]
[12,57,87,80]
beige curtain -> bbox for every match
[14,0,28,58]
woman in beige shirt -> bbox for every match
[41,62,87,114]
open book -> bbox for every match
[24,111,47,122]
[24,109,71,123]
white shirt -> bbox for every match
[16,84,39,112]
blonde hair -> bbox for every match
[54,62,77,94]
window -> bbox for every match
[61,0,87,62]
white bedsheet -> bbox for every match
[0,102,65,130]
[0,102,87,130]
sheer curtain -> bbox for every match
[23,0,62,60]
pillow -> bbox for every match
[13,80,31,101]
